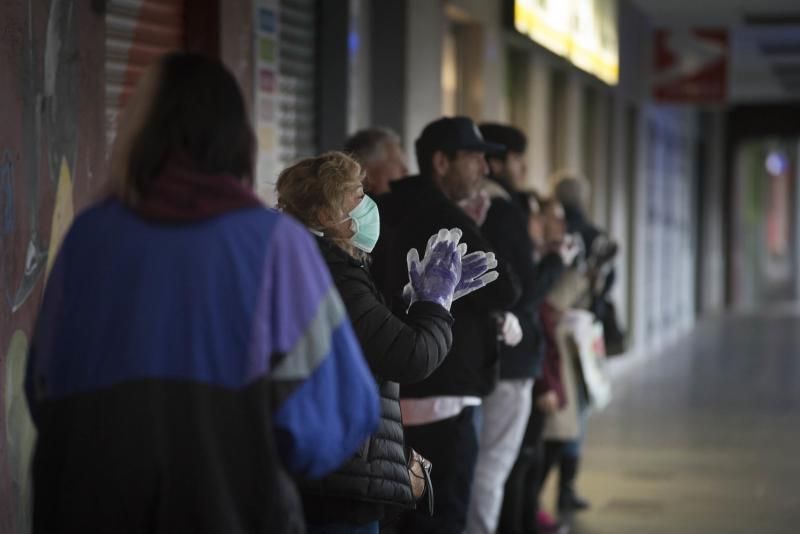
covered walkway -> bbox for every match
[567,309,800,533]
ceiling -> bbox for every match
[630,0,800,25]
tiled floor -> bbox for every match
[550,310,800,534]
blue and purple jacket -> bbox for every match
[25,199,379,532]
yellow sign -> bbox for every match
[46,157,75,280]
[514,0,619,85]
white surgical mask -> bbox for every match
[307,195,381,253]
[345,195,380,253]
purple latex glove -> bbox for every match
[453,247,499,301]
[405,229,463,310]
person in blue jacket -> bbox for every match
[24,53,379,534]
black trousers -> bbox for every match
[499,407,566,534]
[397,406,480,534]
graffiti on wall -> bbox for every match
[4,331,33,534]
[11,0,81,312]
[0,152,14,237]
[0,1,105,532]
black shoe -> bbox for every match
[558,489,590,513]
[558,454,590,513]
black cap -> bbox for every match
[479,123,527,156]
[416,116,505,156]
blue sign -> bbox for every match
[259,8,276,34]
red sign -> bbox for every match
[653,29,728,103]
[259,69,276,93]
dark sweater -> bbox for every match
[371,175,520,398]
[482,178,551,379]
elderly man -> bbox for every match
[344,127,409,195]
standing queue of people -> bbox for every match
[24,54,617,534]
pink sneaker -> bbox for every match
[536,510,561,532]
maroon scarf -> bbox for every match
[134,162,263,223]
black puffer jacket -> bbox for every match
[301,237,454,525]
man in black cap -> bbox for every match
[371,116,520,534]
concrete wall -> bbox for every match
[347,0,373,134]
[522,52,555,193]
[221,1,255,111]
[589,92,612,228]
[370,0,408,140]
[317,0,351,151]
[562,72,585,173]
[698,111,727,314]
[404,0,445,172]
[0,2,106,531]
[596,0,651,344]
[400,0,507,170]
[447,0,506,122]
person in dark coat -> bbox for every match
[466,124,552,534]
[276,151,499,534]
[371,117,521,534]
[24,54,381,534]
[500,194,578,534]
[552,173,622,513]
[552,174,601,254]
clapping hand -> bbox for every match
[404,229,463,310]
[453,247,499,302]
[404,228,501,309]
